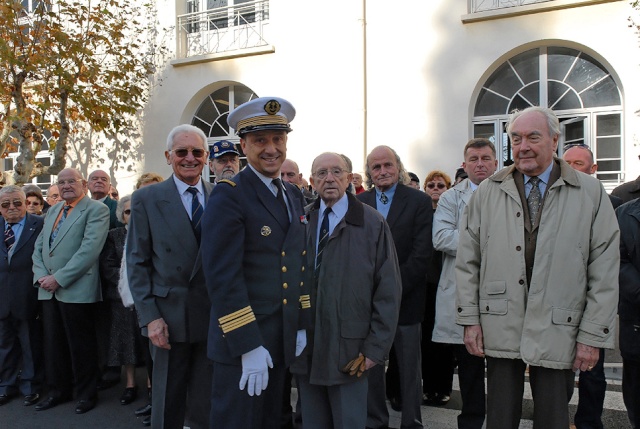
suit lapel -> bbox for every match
[386,184,407,228]
[50,197,88,251]
[0,219,7,257]
[10,214,37,256]
[359,189,377,209]
[155,177,198,254]
[244,168,290,231]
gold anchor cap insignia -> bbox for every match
[264,100,281,115]
[261,226,272,236]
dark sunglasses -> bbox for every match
[123,209,131,215]
[171,148,206,158]
[426,182,446,189]
[1,200,23,209]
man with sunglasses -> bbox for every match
[432,138,498,429]
[32,168,110,414]
[202,97,310,429]
[563,144,622,429]
[127,124,213,429]
[0,186,44,407]
[359,145,433,429]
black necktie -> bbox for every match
[380,192,389,205]
[187,187,203,243]
[4,223,16,251]
[272,178,288,215]
[315,208,332,275]
[50,205,70,246]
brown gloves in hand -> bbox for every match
[341,354,367,377]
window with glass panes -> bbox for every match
[191,84,258,183]
[472,46,623,185]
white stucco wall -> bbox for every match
[140,0,640,186]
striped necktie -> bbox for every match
[50,205,71,246]
[187,187,203,243]
[315,208,332,276]
[4,223,16,251]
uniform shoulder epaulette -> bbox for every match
[218,179,236,187]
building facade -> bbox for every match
[7,0,639,192]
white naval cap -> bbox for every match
[227,97,295,136]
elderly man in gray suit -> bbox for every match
[127,124,213,429]
[32,168,110,414]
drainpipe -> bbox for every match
[361,0,368,163]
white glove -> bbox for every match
[295,329,307,357]
[239,346,273,396]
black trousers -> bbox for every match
[210,361,286,429]
[574,348,606,429]
[41,298,98,401]
[622,358,640,429]
[453,344,486,429]
[486,357,574,429]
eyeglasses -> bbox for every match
[0,200,23,209]
[564,143,590,150]
[171,148,207,158]
[426,182,446,189]
[26,201,42,206]
[123,209,131,215]
[57,179,79,186]
[48,194,60,199]
[313,168,347,180]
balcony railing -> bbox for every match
[176,0,270,59]
[469,0,553,13]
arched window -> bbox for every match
[191,83,258,182]
[473,46,623,185]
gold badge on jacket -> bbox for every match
[261,226,272,236]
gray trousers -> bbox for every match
[486,357,574,429]
[150,341,212,429]
[297,373,368,429]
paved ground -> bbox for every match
[0,356,632,429]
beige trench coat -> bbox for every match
[456,159,619,370]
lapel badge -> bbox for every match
[299,215,308,225]
[261,225,272,236]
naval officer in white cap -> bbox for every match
[202,97,311,428]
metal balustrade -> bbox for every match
[469,0,554,13]
[176,0,269,59]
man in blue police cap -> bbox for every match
[209,140,241,184]
[202,97,311,428]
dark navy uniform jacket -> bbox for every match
[202,166,311,367]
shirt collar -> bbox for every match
[524,161,554,185]
[173,175,204,195]
[5,216,26,229]
[247,163,285,193]
[374,182,398,200]
[319,193,348,220]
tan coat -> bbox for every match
[455,158,619,370]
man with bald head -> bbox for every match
[359,145,432,429]
[88,169,122,229]
[562,143,621,429]
[291,152,401,428]
[282,159,314,205]
[32,168,110,414]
